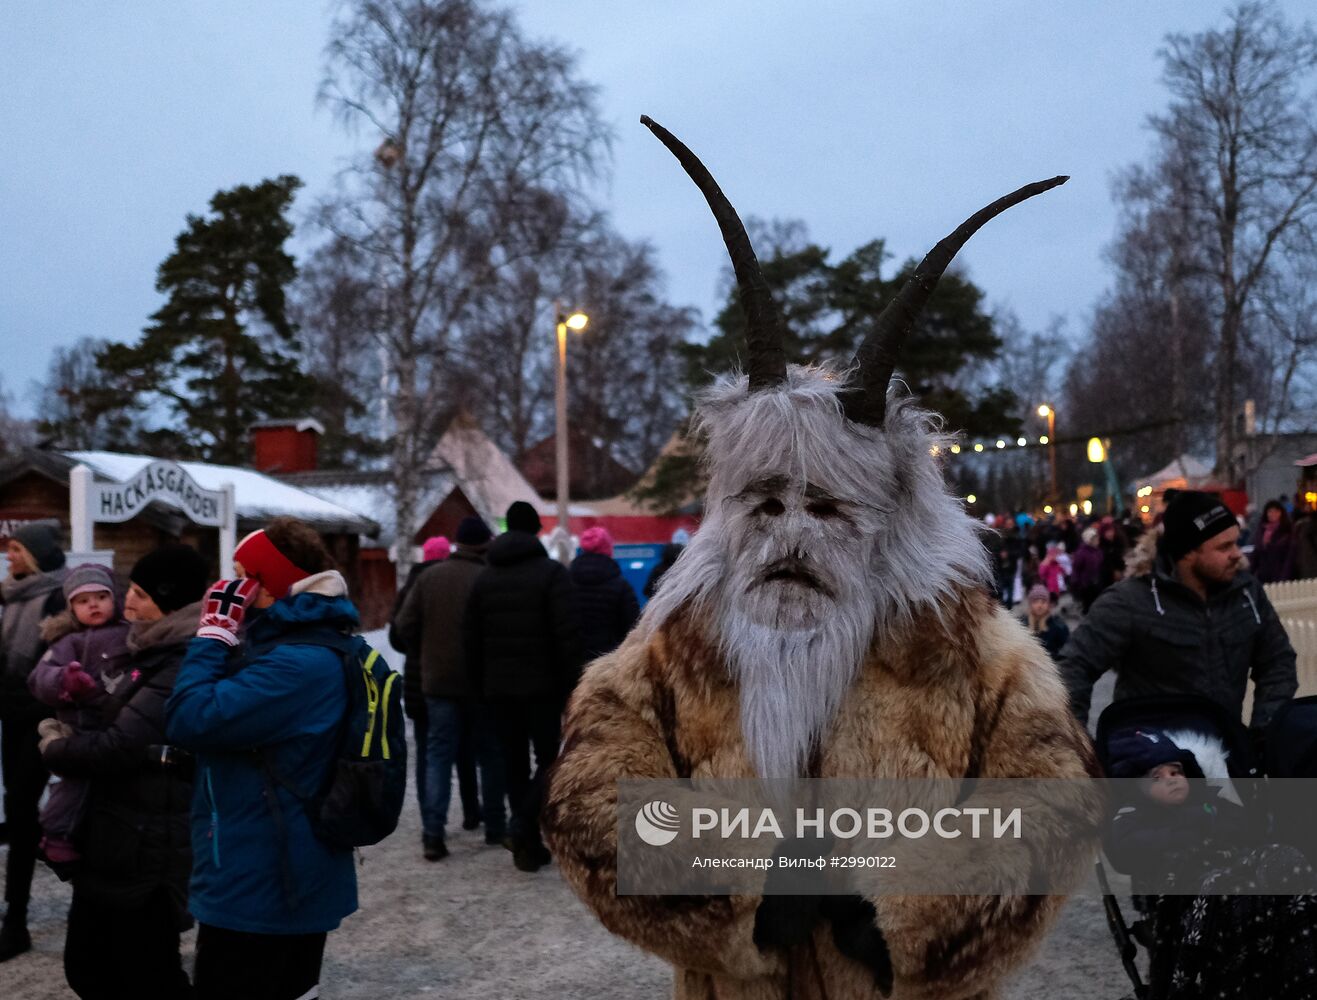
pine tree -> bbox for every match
[97,175,318,463]
[633,229,1020,512]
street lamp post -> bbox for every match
[1038,404,1057,500]
[1087,437,1121,514]
[554,301,589,535]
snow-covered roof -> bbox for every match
[291,470,456,549]
[249,417,326,434]
[63,451,378,535]
[429,419,547,526]
[1137,454,1214,489]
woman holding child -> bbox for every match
[38,543,209,999]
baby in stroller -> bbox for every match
[1105,725,1298,895]
[1097,698,1317,999]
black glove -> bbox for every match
[753,892,823,951]
[822,895,893,997]
[752,838,831,951]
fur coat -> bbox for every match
[543,587,1102,1000]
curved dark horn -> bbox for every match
[842,175,1069,427]
[640,115,787,391]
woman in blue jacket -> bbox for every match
[167,518,358,1000]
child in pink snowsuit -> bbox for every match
[1038,543,1065,599]
[27,563,131,873]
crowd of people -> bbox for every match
[1049,490,1314,998]
[390,503,638,870]
[987,495,1317,624]
[0,518,412,997]
[1,484,1313,999]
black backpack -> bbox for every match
[262,631,407,850]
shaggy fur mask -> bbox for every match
[642,364,990,779]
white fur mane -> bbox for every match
[642,364,990,639]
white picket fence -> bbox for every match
[1265,578,1317,699]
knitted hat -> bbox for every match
[233,529,311,600]
[12,522,65,572]
[579,526,613,556]
[456,516,493,547]
[1026,583,1050,603]
[64,563,115,602]
[1160,491,1236,562]
[130,544,210,613]
[505,501,542,534]
[421,536,451,562]
[1107,727,1202,779]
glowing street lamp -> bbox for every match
[554,303,590,533]
[1087,437,1121,514]
[1037,404,1057,499]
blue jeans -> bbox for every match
[424,698,507,841]
[413,713,429,820]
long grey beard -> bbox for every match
[720,599,875,780]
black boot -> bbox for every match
[423,836,448,862]
[0,909,32,962]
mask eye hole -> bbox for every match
[806,501,840,519]
[755,497,785,517]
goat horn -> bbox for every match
[842,175,1069,427]
[641,115,788,391]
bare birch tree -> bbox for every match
[318,0,609,575]
[1150,1,1317,479]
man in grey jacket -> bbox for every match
[1059,491,1297,736]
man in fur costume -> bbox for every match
[542,117,1102,1000]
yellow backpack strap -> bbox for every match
[359,649,382,757]
[380,671,399,760]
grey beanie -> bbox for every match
[64,563,115,602]
[13,522,66,572]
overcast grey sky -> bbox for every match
[2,1,1309,418]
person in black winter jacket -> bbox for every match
[571,527,640,661]
[464,501,584,872]
[40,543,209,998]
[1060,491,1297,736]
[642,542,684,600]
[0,522,67,961]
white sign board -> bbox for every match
[94,460,225,526]
[69,462,237,575]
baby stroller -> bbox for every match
[1092,694,1262,1000]
[1265,694,1317,777]
[1263,694,1317,851]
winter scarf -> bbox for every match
[127,601,205,657]
[2,567,70,682]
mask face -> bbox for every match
[690,378,890,779]
[638,367,990,779]
[720,469,882,632]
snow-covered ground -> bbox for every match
[2,645,1128,999]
